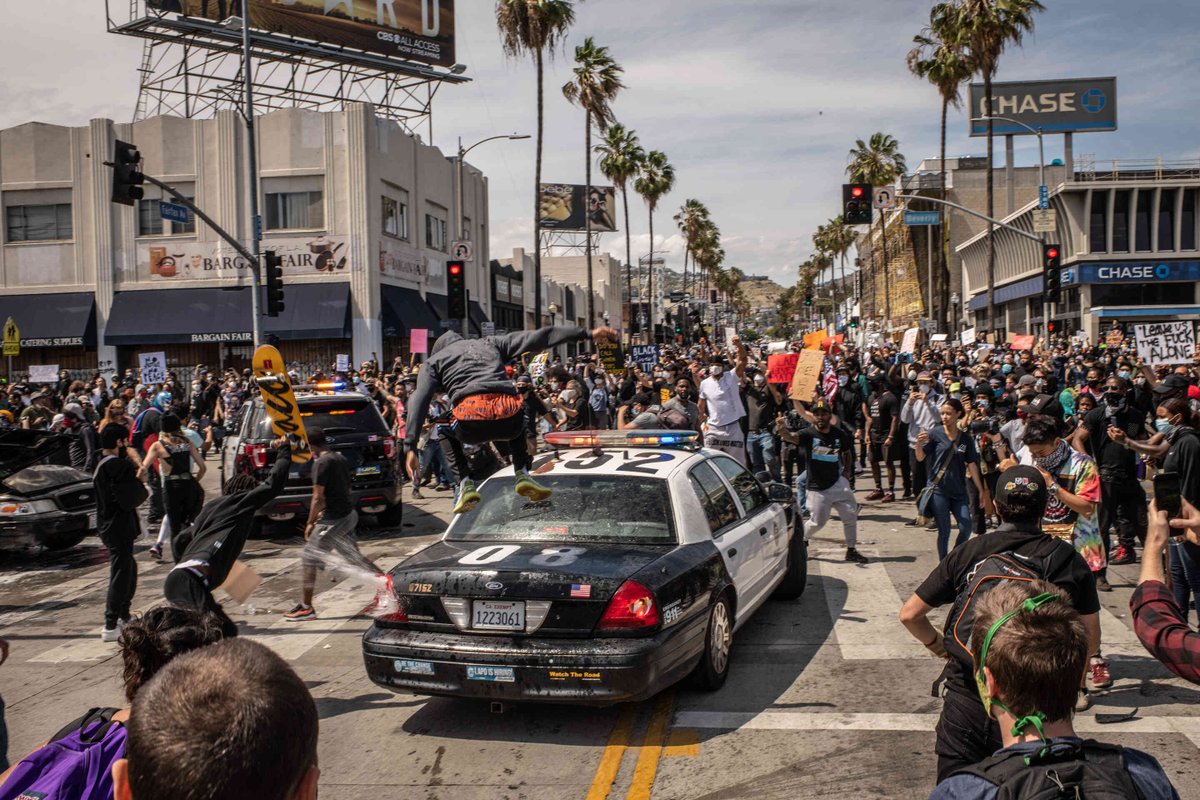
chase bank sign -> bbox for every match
[969,77,1118,136]
[1070,261,1200,285]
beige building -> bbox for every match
[0,102,489,377]
[495,248,618,332]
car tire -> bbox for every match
[692,594,733,691]
[771,533,808,601]
[41,531,87,551]
[374,502,403,527]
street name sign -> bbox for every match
[904,211,941,226]
[159,201,190,224]
[1032,209,1057,233]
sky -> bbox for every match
[3,1,1197,287]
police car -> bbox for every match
[362,430,806,705]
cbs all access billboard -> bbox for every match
[968,77,1117,136]
[151,0,455,67]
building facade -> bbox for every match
[0,103,489,378]
[495,248,615,333]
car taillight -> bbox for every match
[383,436,396,460]
[597,580,659,630]
[241,443,267,469]
[377,607,408,624]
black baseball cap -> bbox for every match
[1153,374,1191,395]
[994,465,1048,508]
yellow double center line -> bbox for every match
[586,692,690,800]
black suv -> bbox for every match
[0,429,98,551]
[220,390,402,532]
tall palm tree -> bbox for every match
[563,37,624,329]
[823,216,860,325]
[673,199,710,299]
[633,150,674,343]
[953,0,1044,331]
[496,0,575,329]
[595,123,644,341]
[847,133,907,324]
[907,2,974,328]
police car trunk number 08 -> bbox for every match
[472,600,524,631]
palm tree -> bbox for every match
[633,150,674,343]
[673,199,710,300]
[563,37,624,329]
[595,123,644,341]
[907,3,974,328]
[496,0,575,329]
[823,216,859,325]
[953,0,1044,331]
[847,133,907,324]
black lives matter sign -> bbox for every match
[1134,322,1196,367]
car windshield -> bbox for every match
[253,397,387,437]
[3,464,90,494]
[448,475,675,544]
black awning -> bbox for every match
[380,284,440,338]
[425,294,488,335]
[468,301,489,332]
[0,292,96,347]
[426,292,448,320]
[105,284,350,346]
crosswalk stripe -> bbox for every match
[814,556,930,660]
[1096,605,1145,658]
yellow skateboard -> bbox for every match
[252,344,311,464]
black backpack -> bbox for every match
[943,551,1051,668]
[954,740,1145,799]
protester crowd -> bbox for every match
[2,322,1200,797]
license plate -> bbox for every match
[471,600,524,631]
[87,512,97,529]
[467,665,515,682]
[356,465,381,476]
[393,659,435,676]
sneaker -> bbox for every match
[905,518,922,527]
[100,621,123,642]
[1088,656,1113,690]
[434,483,451,492]
[845,547,869,564]
[412,485,423,499]
[881,492,896,503]
[1109,546,1137,565]
[515,471,552,503]
[1075,689,1092,712]
[453,479,482,514]
[1095,575,1112,592]
[901,492,915,500]
[854,464,865,475]
[284,604,316,621]
[865,489,884,501]
[149,544,162,560]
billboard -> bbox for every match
[968,77,1117,136]
[538,184,617,232]
[155,0,456,68]
[135,235,350,283]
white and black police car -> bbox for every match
[362,430,806,705]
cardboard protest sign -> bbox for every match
[410,328,428,354]
[1135,322,1195,366]
[788,349,826,401]
[803,329,828,350]
[597,341,624,373]
[139,352,167,384]
[900,327,920,354]
[29,364,59,384]
[767,353,800,385]
[961,327,976,346]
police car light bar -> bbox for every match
[543,430,699,449]
[291,381,346,391]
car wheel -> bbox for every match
[41,531,87,551]
[374,503,403,528]
[772,533,808,601]
[692,594,733,691]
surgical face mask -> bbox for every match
[837,376,849,387]
[907,370,917,381]
[977,398,989,410]
[1154,418,1175,435]
[1118,370,1131,380]
[1001,364,1013,374]
[1034,379,1046,392]
[709,366,723,378]
[754,375,766,387]
[919,384,932,395]
[1135,377,1147,387]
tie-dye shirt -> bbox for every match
[1017,444,1105,571]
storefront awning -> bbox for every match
[469,301,489,333]
[0,292,96,347]
[380,285,440,339]
[425,293,486,335]
[967,275,1043,312]
[105,284,350,345]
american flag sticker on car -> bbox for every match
[570,583,592,599]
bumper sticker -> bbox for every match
[466,665,516,682]
[393,659,435,676]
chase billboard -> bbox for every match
[968,77,1117,136]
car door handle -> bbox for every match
[759,527,768,536]
[728,548,737,557]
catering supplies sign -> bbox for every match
[969,77,1117,136]
[538,184,617,232]
[1134,322,1195,367]
[139,236,349,282]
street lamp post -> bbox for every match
[548,302,559,361]
[456,134,530,335]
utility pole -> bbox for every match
[240,9,263,346]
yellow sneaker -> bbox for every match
[515,471,551,503]
[452,479,481,514]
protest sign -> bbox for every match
[597,341,624,373]
[788,349,826,401]
[631,344,659,373]
[900,327,920,354]
[410,328,428,354]
[1105,325,1125,350]
[961,327,976,346]
[724,327,737,349]
[28,364,59,384]
[767,353,800,385]
[335,354,350,372]
[1010,334,1035,351]
[803,329,828,350]
[139,352,167,384]
[1135,321,1195,366]
[529,352,548,380]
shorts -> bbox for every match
[452,393,524,423]
[704,421,746,464]
[301,511,362,571]
[869,439,904,463]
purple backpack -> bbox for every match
[0,708,126,800]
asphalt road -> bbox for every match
[1,465,1199,799]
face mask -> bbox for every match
[709,366,723,378]
[1016,408,1028,419]
[754,376,766,387]
[1135,377,1147,387]
[1034,380,1045,391]
[1087,379,1101,388]
[837,376,849,387]
[1191,399,1200,415]
[1001,365,1013,374]
[1118,370,1131,380]
[919,384,931,395]
[907,370,917,381]
[1154,418,1175,434]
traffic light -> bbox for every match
[849,316,860,328]
[448,260,467,320]
[264,250,284,316]
[709,288,718,305]
[1047,321,1057,333]
[804,292,813,307]
[110,140,144,206]
[843,183,872,225]
[1042,243,1062,303]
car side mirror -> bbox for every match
[767,482,792,503]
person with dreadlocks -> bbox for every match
[929,579,1178,799]
[161,437,292,637]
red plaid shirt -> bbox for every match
[1130,580,1200,685]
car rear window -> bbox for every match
[448,475,675,544]
[252,397,387,438]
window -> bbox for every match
[1088,190,1108,253]
[1111,190,1131,253]
[688,461,739,534]
[382,193,408,239]
[265,190,323,231]
[5,204,72,242]
[1091,282,1196,308]
[137,199,163,237]
[425,213,448,251]
[1183,189,1196,251]
[1134,191,1152,252]
[711,456,768,515]
[1158,190,1176,251]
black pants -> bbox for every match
[935,687,1002,784]
[975,471,1000,535]
[440,411,530,484]
[909,445,928,500]
[781,442,805,485]
[163,568,238,638]
[1098,479,1147,558]
[165,478,203,562]
[146,465,165,523]
[101,526,138,629]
